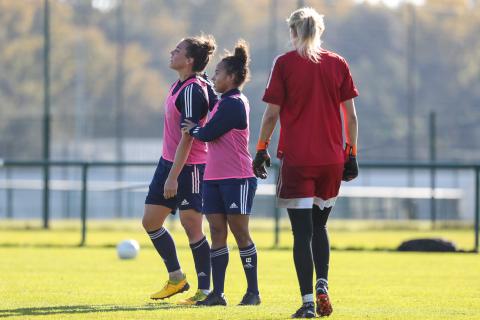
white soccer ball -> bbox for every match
[117,239,140,259]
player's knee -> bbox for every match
[182,223,202,242]
[209,224,225,236]
[142,212,164,232]
[142,215,153,231]
[180,216,193,231]
[209,224,227,242]
[232,230,252,247]
[291,223,312,243]
[180,215,200,233]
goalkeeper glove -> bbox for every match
[252,140,271,179]
[342,143,358,181]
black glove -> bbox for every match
[342,144,358,181]
[252,149,271,179]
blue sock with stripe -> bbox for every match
[210,246,229,295]
[148,227,180,272]
[190,236,211,291]
[239,243,259,295]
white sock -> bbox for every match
[302,294,314,304]
[169,270,184,282]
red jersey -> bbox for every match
[263,49,358,166]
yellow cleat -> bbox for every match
[150,276,190,300]
[176,289,208,305]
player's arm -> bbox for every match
[164,84,207,199]
[164,133,194,199]
[254,55,284,179]
[252,103,280,179]
[258,103,280,145]
[342,98,359,181]
[339,56,359,181]
[343,99,358,147]
[183,99,245,142]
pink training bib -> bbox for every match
[162,77,208,164]
[204,93,255,180]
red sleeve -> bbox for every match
[339,59,359,102]
[262,56,285,106]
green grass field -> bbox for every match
[1,220,480,319]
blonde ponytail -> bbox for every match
[287,7,325,63]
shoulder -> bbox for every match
[179,81,207,100]
[272,51,296,66]
[321,49,349,67]
[219,96,246,114]
[182,81,203,92]
[221,96,243,107]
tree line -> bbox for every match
[1,0,479,161]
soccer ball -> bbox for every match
[117,239,140,259]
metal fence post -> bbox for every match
[6,167,13,218]
[80,163,88,246]
[429,112,436,229]
[474,166,479,253]
[42,0,51,229]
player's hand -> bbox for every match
[164,176,178,199]
[181,119,197,135]
[252,149,271,179]
[342,144,358,181]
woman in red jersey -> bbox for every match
[253,7,359,318]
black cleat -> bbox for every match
[238,291,261,306]
[195,292,227,306]
[291,302,316,318]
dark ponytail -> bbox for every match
[184,34,216,72]
[221,39,250,86]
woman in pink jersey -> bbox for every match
[182,40,260,307]
[143,35,218,305]
[253,8,359,318]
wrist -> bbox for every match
[166,173,178,181]
[189,125,200,136]
[346,143,357,157]
[256,139,270,151]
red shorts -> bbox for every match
[277,161,343,209]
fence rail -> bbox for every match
[1,159,479,252]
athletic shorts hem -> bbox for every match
[143,200,177,214]
[277,196,337,209]
[314,197,337,210]
[203,210,252,216]
[144,199,202,214]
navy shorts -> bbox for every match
[145,158,205,214]
[202,178,257,215]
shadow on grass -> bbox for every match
[0,303,189,318]
[0,243,475,253]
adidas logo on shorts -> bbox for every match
[181,199,190,206]
[230,203,238,209]
[198,272,207,277]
